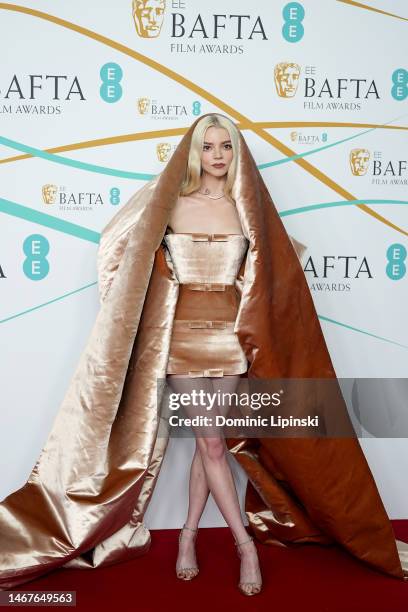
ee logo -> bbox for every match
[386,243,406,280]
[100,63,123,103]
[391,68,408,101]
[192,101,201,116]
[23,235,49,280]
[110,187,121,205]
[282,2,305,43]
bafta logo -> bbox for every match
[157,142,171,162]
[290,131,298,142]
[350,149,370,176]
[132,0,165,38]
[274,62,301,98]
[42,184,58,204]
[137,97,150,114]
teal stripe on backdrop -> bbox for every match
[0,136,155,181]
[318,315,408,350]
[0,124,388,178]
[1,196,407,242]
[0,197,100,243]
[0,282,98,324]
[1,112,407,177]
[280,199,408,217]
[258,124,378,169]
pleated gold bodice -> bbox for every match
[164,232,249,285]
[164,232,249,377]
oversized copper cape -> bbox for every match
[0,114,407,590]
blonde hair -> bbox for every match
[179,114,240,204]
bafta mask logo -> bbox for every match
[132,0,165,38]
[350,149,370,176]
[290,131,298,142]
[42,184,58,204]
[157,142,171,162]
[137,97,150,114]
[274,62,301,98]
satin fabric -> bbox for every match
[0,114,406,590]
[164,232,248,376]
[163,232,248,285]
[173,284,240,322]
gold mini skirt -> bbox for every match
[166,284,248,377]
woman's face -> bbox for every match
[200,126,233,177]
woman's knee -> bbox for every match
[198,437,226,461]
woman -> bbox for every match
[164,114,262,594]
[0,113,406,592]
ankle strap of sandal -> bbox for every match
[235,535,253,547]
[182,523,198,532]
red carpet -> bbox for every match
[7,521,408,611]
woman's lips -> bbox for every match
[212,163,225,168]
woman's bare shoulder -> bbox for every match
[168,194,197,226]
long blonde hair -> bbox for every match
[179,114,240,204]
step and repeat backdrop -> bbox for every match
[0,1,407,523]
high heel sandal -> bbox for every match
[176,524,199,580]
[234,535,262,596]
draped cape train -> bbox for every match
[0,113,406,589]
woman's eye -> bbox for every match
[203,144,231,151]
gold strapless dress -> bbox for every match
[164,232,249,377]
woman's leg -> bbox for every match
[179,374,249,543]
[166,372,244,533]
[167,374,213,576]
[206,375,262,593]
[186,443,210,527]
[169,373,261,590]
[167,373,261,591]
